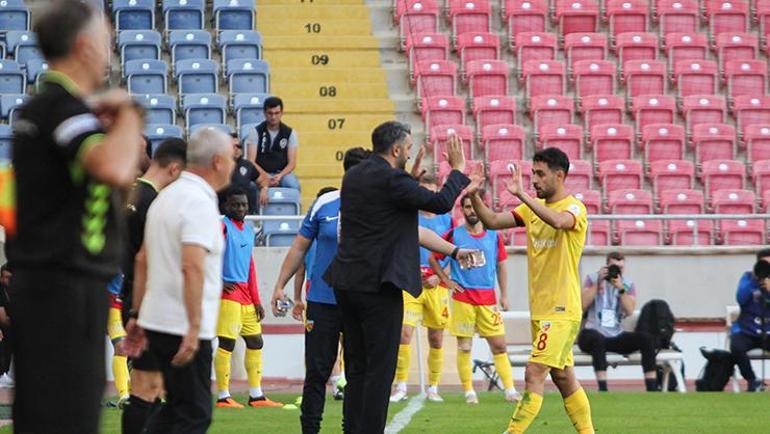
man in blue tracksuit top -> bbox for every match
[730,248,770,392]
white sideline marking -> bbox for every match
[384,394,426,434]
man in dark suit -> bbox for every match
[325,121,470,433]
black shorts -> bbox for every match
[131,337,161,372]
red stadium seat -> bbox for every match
[556,0,600,37]
[607,0,650,40]
[457,32,500,69]
[763,191,770,211]
[473,96,517,131]
[482,124,526,162]
[649,160,695,197]
[641,123,685,164]
[631,95,676,136]
[702,159,746,199]
[746,125,770,162]
[664,32,709,73]
[711,189,756,213]
[566,160,594,192]
[587,220,612,245]
[623,60,667,101]
[681,95,727,135]
[751,159,770,197]
[616,32,659,73]
[422,96,466,130]
[565,33,608,74]
[574,190,602,213]
[715,32,759,74]
[438,159,484,183]
[498,189,522,213]
[660,188,705,214]
[581,94,625,134]
[758,0,770,49]
[448,0,492,41]
[573,60,617,102]
[538,124,584,159]
[529,95,574,136]
[617,220,664,246]
[504,0,548,48]
[720,219,764,245]
[691,123,736,165]
[725,60,768,103]
[522,60,567,100]
[657,0,700,36]
[590,124,635,165]
[734,95,770,139]
[430,125,474,161]
[398,0,440,49]
[465,59,509,99]
[414,60,458,100]
[599,159,644,194]
[609,189,654,214]
[668,219,714,245]
[489,159,532,199]
[509,227,529,246]
[706,0,750,42]
[673,60,719,99]
[514,32,557,74]
[406,33,449,78]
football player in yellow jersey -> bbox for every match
[468,148,594,434]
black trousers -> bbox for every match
[335,284,403,434]
[730,332,770,382]
[143,330,213,434]
[11,269,110,434]
[577,329,657,373]
[301,301,343,434]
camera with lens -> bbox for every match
[754,260,770,298]
[605,264,622,282]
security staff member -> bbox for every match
[5,2,144,433]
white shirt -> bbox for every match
[138,171,224,340]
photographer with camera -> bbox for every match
[729,249,770,392]
[577,252,658,392]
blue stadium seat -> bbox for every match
[219,30,262,66]
[135,94,177,125]
[183,93,226,130]
[213,0,256,32]
[233,93,268,130]
[125,59,168,94]
[239,122,257,143]
[163,0,205,32]
[0,60,25,94]
[227,59,269,96]
[0,1,29,32]
[25,58,47,86]
[118,30,161,64]
[261,188,301,215]
[264,221,300,247]
[169,30,212,66]
[188,123,234,138]
[113,0,155,30]
[145,124,184,155]
[0,124,11,162]
[5,31,41,66]
[175,59,219,96]
[1,94,26,123]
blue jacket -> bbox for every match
[732,271,770,338]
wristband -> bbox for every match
[128,308,139,319]
[451,246,460,260]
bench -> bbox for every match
[724,305,770,392]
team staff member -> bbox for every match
[6,2,144,432]
[469,148,594,434]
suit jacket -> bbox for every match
[324,154,470,297]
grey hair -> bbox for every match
[187,127,231,167]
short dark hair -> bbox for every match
[36,0,99,62]
[316,186,338,198]
[460,194,473,207]
[606,251,625,264]
[263,96,283,111]
[153,138,187,167]
[757,248,770,261]
[371,121,411,155]
[343,147,371,171]
[533,147,570,176]
[226,186,248,200]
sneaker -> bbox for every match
[117,396,130,410]
[389,389,408,403]
[464,391,478,405]
[333,389,344,401]
[0,373,15,389]
[104,400,119,409]
[294,396,303,406]
[426,390,444,402]
[748,380,766,392]
[248,396,284,408]
[216,397,244,409]
[505,389,522,402]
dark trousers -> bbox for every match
[335,284,403,434]
[301,301,343,434]
[577,329,657,373]
[143,330,213,434]
[730,332,770,382]
[11,269,109,434]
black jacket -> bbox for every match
[324,154,470,297]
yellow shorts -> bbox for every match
[450,300,504,338]
[528,320,581,369]
[216,299,262,340]
[107,307,126,341]
[403,285,450,329]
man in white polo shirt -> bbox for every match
[124,127,235,433]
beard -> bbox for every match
[465,215,479,225]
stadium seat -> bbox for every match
[581,94,625,133]
[759,0,770,48]
[649,160,695,196]
[406,33,449,77]
[631,95,676,136]
[125,59,168,94]
[118,30,161,64]
[448,0,492,42]
[264,221,301,247]
[0,60,25,95]
[657,0,700,36]
[763,191,770,211]
[574,190,601,213]
[617,220,664,246]
[706,0,750,42]
[422,96,466,130]
[226,59,269,96]
[465,60,509,99]
[0,124,10,161]
[599,159,644,194]
[702,159,746,199]
[183,94,227,130]
[0,94,24,124]
[668,219,714,246]
[504,0,548,47]
[262,188,301,215]
[457,32,500,69]
[497,189,522,214]
[590,124,635,165]
[490,159,532,199]
[145,124,184,154]
[712,189,756,214]
[720,219,764,245]
[24,58,47,87]
[414,60,458,100]
[513,32,557,75]
[664,32,709,74]
[233,93,269,130]
[641,123,685,164]
[724,60,767,103]
[681,95,726,136]
[397,0,440,49]
[609,189,654,214]
[175,59,219,96]
[691,123,736,165]
[573,60,616,102]
[522,60,566,101]
[213,0,256,32]
[607,0,650,40]
[169,30,212,65]
[565,160,594,192]
[615,32,658,72]
[5,31,40,65]
[438,160,484,183]
[483,124,526,162]
[660,189,710,244]
[587,220,612,245]
[473,96,517,131]
[135,94,177,125]
[564,33,608,74]
[529,95,574,137]
[715,32,758,74]
[0,0,29,32]
[673,60,719,99]
[163,0,205,32]
[556,0,600,36]
[746,125,770,162]
[219,31,263,68]
[538,124,584,160]
[430,125,474,161]
[112,0,155,30]
[660,188,705,214]
[752,159,770,194]
[734,95,770,139]
[623,60,667,102]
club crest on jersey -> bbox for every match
[279,138,288,149]
[239,166,248,176]
[541,322,551,332]
[305,320,314,333]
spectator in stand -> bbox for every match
[245,97,300,207]
[729,248,770,392]
[219,132,259,214]
[577,252,658,392]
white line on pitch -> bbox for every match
[384,394,426,434]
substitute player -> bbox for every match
[214,187,281,408]
[107,273,129,406]
[431,194,519,405]
[469,148,594,433]
[390,173,454,403]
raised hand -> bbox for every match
[444,134,466,173]
[410,145,427,180]
[506,162,525,197]
[465,164,485,195]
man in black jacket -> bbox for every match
[325,121,470,433]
